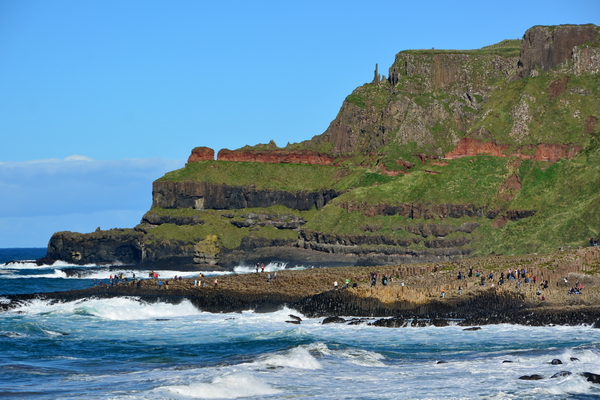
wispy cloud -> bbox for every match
[0,156,185,247]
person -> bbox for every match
[214,279,218,287]
[158,280,163,290]
[334,281,338,290]
[458,286,462,295]
[261,263,265,273]
[441,290,446,298]
[256,263,259,273]
[382,275,388,286]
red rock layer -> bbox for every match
[217,149,337,165]
[444,138,581,162]
[187,147,215,164]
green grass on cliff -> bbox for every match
[144,206,314,249]
[329,155,511,206]
[158,161,345,191]
[472,71,600,148]
[479,142,600,254]
[157,160,403,192]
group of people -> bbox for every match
[590,237,600,247]
[94,272,136,287]
[457,267,540,287]
[255,263,265,273]
[453,266,553,299]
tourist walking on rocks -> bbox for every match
[334,281,338,290]
[158,280,163,290]
[468,267,473,278]
[214,279,218,287]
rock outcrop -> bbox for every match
[217,149,337,165]
[444,138,582,162]
[152,181,341,211]
[517,24,599,78]
[187,146,215,164]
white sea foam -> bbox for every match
[9,297,202,321]
[157,372,281,399]
[233,261,307,274]
[253,345,322,370]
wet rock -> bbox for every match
[549,359,563,365]
[437,361,448,364]
[322,316,346,324]
[582,372,600,384]
[285,320,301,324]
[570,357,580,362]
[370,318,405,328]
[411,319,429,327]
[519,374,544,380]
[550,371,572,378]
[502,360,514,363]
[288,314,302,322]
[463,327,481,331]
[431,319,449,327]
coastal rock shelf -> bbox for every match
[6,248,600,327]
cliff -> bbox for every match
[45,24,600,269]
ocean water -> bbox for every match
[2,249,600,399]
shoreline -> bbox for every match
[3,247,600,327]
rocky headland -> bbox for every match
[40,24,600,282]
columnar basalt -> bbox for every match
[152,181,340,211]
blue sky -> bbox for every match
[0,0,598,248]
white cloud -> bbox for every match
[64,155,94,161]
[0,157,185,247]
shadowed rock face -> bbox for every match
[46,230,145,265]
[152,181,341,211]
[517,25,598,78]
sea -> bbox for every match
[2,248,600,399]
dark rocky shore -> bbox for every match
[4,248,600,328]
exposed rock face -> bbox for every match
[152,181,340,211]
[517,25,599,78]
[230,213,306,229]
[141,212,204,226]
[444,138,582,162]
[217,149,337,165]
[297,230,472,264]
[309,52,518,155]
[47,230,145,265]
[187,146,215,164]
[339,201,495,219]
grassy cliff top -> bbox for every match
[156,160,396,192]
[399,38,522,58]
